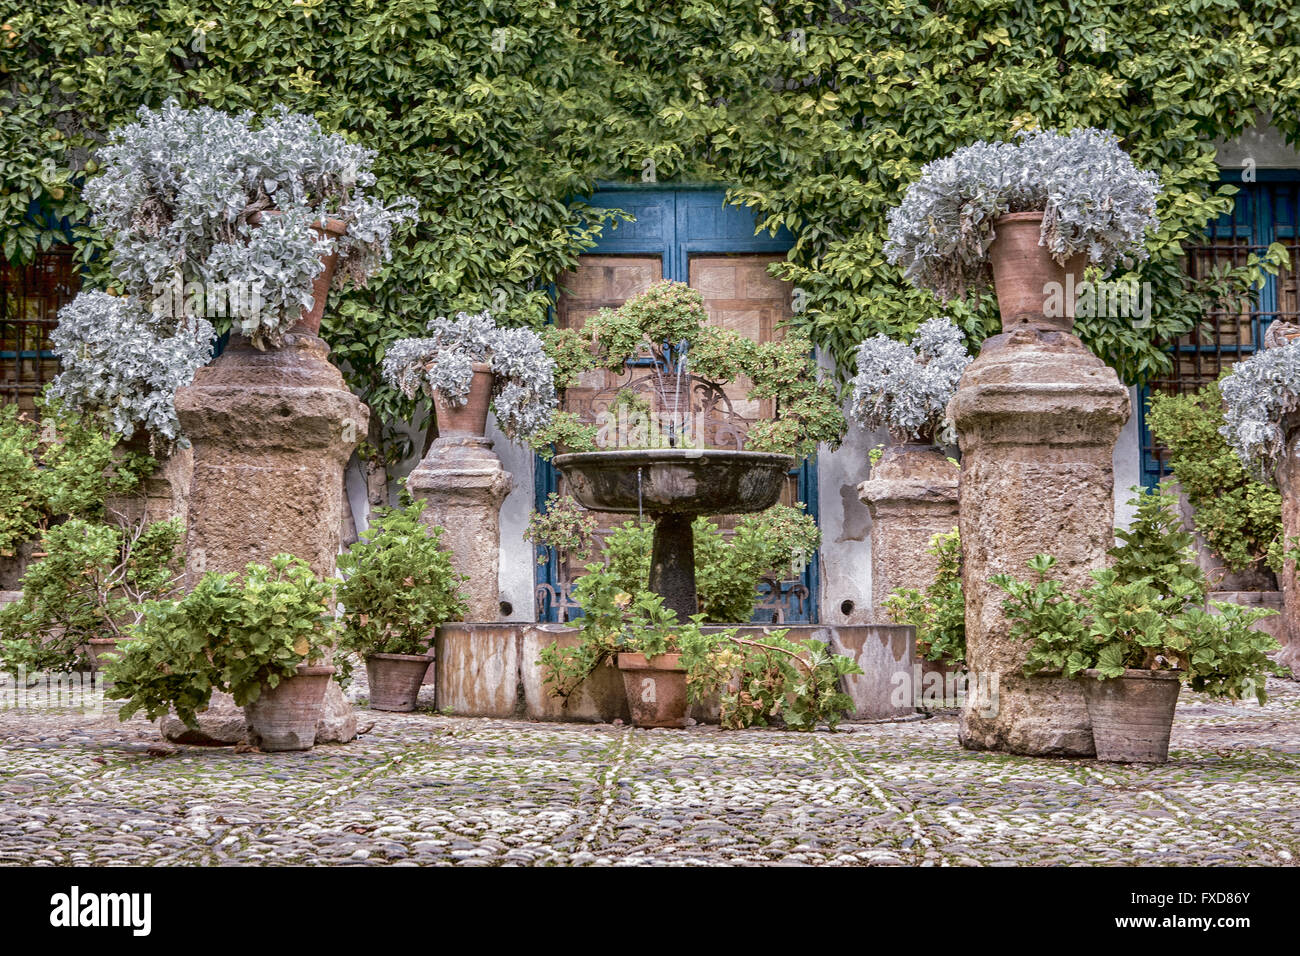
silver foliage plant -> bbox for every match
[85,98,418,349]
[382,311,558,444]
[1218,340,1300,482]
[49,291,214,446]
[884,128,1162,301]
[850,316,971,444]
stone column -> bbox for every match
[163,331,366,746]
[406,436,511,622]
[949,328,1130,756]
[1275,414,1300,678]
[857,443,960,615]
[175,332,366,582]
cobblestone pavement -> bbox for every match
[0,674,1296,866]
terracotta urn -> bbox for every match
[433,363,495,439]
[987,212,1087,333]
[365,652,432,712]
[243,664,336,752]
[248,213,346,337]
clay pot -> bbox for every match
[243,664,336,752]
[249,213,346,337]
[365,652,432,712]
[987,212,1087,333]
[1080,668,1182,764]
[617,652,689,728]
[434,363,494,438]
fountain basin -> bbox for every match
[552,449,795,516]
[554,449,797,619]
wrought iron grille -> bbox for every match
[1140,179,1300,486]
[0,247,79,416]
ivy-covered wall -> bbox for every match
[3,0,1300,466]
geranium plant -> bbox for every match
[335,497,467,664]
[883,528,965,666]
[885,128,1161,301]
[0,516,183,673]
[850,317,971,444]
[538,568,860,730]
[381,310,559,445]
[107,554,338,726]
[992,487,1284,701]
[85,99,419,350]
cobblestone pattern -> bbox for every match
[0,676,1296,866]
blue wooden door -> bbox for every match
[534,186,820,623]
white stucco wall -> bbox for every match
[815,413,880,624]
[1112,385,1143,531]
[491,417,538,623]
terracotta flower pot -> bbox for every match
[365,652,431,712]
[987,212,1087,333]
[1080,668,1182,764]
[243,664,336,752]
[617,652,689,728]
[249,213,346,337]
[434,363,494,438]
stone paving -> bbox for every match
[0,673,1296,866]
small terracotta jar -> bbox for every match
[433,363,495,439]
[987,212,1087,333]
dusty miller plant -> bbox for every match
[1219,340,1300,482]
[850,316,970,444]
[86,99,418,349]
[885,128,1161,301]
[382,310,558,444]
[49,291,213,447]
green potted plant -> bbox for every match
[883,527,965,669]
[0,516,183,674]
[336,498,468,711]
[107,554,339,751]
[540,568,860,730]
[885,128,1161,331]
[992,487,1284,763]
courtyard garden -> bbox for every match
[0,3,1298,898]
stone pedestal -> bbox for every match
[857,443,960,616]
[949,328,1130,756]
[175,332,367,581]
[1275,414,1300,678]
[167,331,367,745]
[406,436,511,622]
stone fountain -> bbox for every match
[553,448,794,618]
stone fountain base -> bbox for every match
[431,622,917,723]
